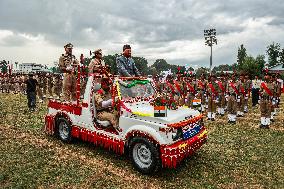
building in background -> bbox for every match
[13,63,51,74]
[268,63,284,74]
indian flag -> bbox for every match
[154,106,167,117]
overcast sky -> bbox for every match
[0,0,284,69]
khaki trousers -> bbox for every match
[63,73,77,101]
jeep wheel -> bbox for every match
[56,117,73,143]
[129,137,160,174]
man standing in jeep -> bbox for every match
[59,43,79,103]
[116,44,141,77]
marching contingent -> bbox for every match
[153,71,283,129]
[0,43,283,130]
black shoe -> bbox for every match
[211,118,215,121]
[271,119,275,122]
[207,118,211,121]
[264,125,270,129]
[221,114,225,117]
[237,115,242,117]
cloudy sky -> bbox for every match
[0,0,284,69]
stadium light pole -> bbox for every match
[204,29,217,74]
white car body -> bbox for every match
[45,75,207,171]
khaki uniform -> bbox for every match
[20,76,26,94]
[185,79,197,108]
[53,75,62,99]
[173,80,185,107]
[216,79,226,115]
[88,58,104,74]
[42,76,47,97]
[80,75,87,97]
[9,77,15,93]
[237,80,246,116]
[0,77,3,92]
[94,89,118,127]
[207,81,219,120]
[37,76,44,101]
[3,77,8,93]
[47,75,54,98]
[259,81,274,127]
[14,77,20,93]
[227,80,238,122]
[244,79,251,113]
[197,79,207,112]
[270,80,279,119]
[59,53,79,102]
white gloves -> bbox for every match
[102,99,113,108]
[66,65,73,71]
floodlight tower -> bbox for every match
[204,29,217,74]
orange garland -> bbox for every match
[167,114,203,128]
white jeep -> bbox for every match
[45,75,207,174]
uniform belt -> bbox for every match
[228,92,236,96]
[261,96,270,100]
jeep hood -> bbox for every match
[124,101,200,124]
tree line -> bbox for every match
[213,42,284,77]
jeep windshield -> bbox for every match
[118,80,155,100]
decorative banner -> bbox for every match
[120,80,150,88]
[132,111,153,117]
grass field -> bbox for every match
[0,93,284,189]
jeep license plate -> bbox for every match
[182,124,202,140]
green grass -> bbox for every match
[0,93,283,188]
